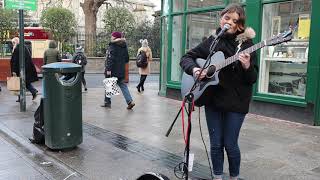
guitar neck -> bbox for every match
[216,41,266,70]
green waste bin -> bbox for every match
[42,62,82,149]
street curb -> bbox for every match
[0,122,87,180]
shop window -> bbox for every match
[170,16,183,82]
[258,0,311,97]
[229,0,246,3]
[188,0,224,9]
[160,17,168,91]
[173,0,184,12]
[186,11,221,50]
[163,0,170,15]
[1,41,13,57]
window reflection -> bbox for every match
[171,16,183,82]
[229,0,246,3]
[160,18,168,92]
[258,0,311,97]
[163,0,170,15]
[188,0,224,9]
[173,0,184,12]
[187,11,221,50]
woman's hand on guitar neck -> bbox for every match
[193,67,207,80]
[239,53,251,70]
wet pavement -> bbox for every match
[0,74,320,180]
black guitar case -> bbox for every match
[136,172,170,180]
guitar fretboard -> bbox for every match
[215,41,266,70]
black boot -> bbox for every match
[136,85,141,93]
[16,95,20,102]
[32,91,38,100]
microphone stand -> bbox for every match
[166,34,222,180]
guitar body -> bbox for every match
[181,51,226,101]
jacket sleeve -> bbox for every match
[11,48,20,76]
[105,46,114,71]
[124,46,129,63]
[43,51,47,65]
[148,48,153,61]
[180,36,213,75]
[241,40,258,85]
[71,54,77,64]
[83,55,87,65]
[57,51,62,62]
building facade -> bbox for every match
[159,0,320,125]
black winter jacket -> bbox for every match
[105,38,129,79]
[11,44,39,84]
[180,28,258,113]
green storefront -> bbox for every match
[159,0,320,125]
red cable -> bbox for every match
[184,99,195,145]
[181,98,195,145]
[181,98,186,144]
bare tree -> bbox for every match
[80,0,105,56]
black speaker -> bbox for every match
[136,172,170,180]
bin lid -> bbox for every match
[42,62,81,73]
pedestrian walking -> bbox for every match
[101,31,135,109]
[180,3,258,180]
[136,39,152,93]
[10,37,39,102]
[72,46,87,91]
[43,40,61,65]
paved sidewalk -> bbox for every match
[0,79,320,180]
[0,131,48,180]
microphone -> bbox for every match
[216,24,231,38]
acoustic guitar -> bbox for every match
[181,29,293,102]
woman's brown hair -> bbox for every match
[221,3,246,31]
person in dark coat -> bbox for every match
[43,40,61,65]
[101,31,135,109]
[10,37,39,102]
[180,4,258,180]
[72,46,87,91]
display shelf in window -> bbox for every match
[266,41,309,61]
[264,57,307,63]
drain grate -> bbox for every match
[84,123,212,179]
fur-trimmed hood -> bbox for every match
[236,27,256,44]
[110,38,127,47]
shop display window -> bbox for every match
[258,0,311,97]
[188,0,224,9]
[163,0,170,15]
[186,11,220,50]
[229,0,246,3]
[170,16,183,82]
[173,0,184,12]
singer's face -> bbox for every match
[220,12,240,34]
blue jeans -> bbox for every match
[205,106,245,178]
[104,79,133,105]
[26,83,37,95]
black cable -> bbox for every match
[198,107,214,180]
[174,161,187,179]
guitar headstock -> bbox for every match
[266,29,293,46]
